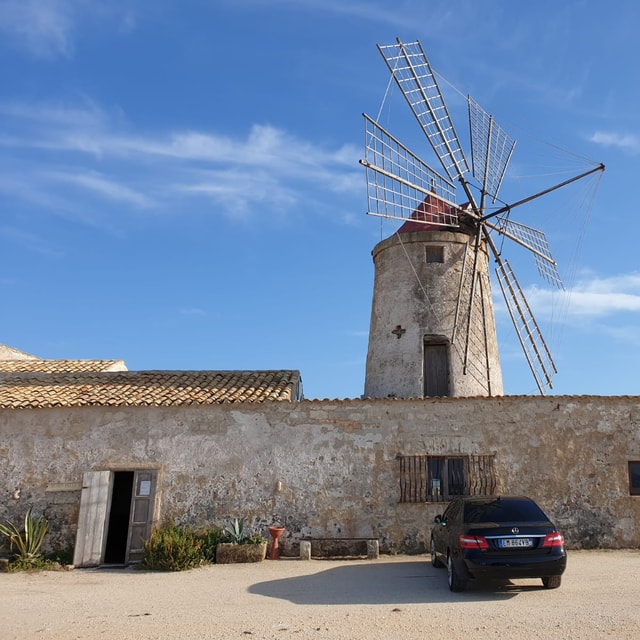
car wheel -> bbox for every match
[447,553,466,592]
[430,538,444,568]
[542,575,562,589]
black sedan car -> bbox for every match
[430,495,567,592]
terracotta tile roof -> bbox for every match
[0,370,302,409]
[0,360,127,374]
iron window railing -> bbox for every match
[398,454,497,503]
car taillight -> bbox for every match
[459,534,489,550]
[542,532,565,547]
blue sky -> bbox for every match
[1,0,638,398]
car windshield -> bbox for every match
[464,499,548,524]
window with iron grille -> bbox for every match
[398,454,497,503]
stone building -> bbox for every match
[0,348,639,566]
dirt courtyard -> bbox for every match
[2,550,639,639]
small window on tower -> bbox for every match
[425,246,444,263]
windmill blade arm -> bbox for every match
[377,39,469,181]
[461,228,484,375]
[485,218,564,289]
[482,163,605,222]
[494,257,557,394]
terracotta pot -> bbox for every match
[268,526,286,560]
[215,541,267,564]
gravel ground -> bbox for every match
[2,550,639,640]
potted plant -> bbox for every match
[215,517,267,564]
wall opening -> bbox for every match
[425,245,444,263]
[104,471,134,564]
[74,468,158,567]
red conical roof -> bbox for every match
[397,194,460,233]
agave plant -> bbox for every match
[0,507,49,562]
[223,517,249,544]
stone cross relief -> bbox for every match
[391,325,406,339]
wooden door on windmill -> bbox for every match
[423,341,450,397]
[125,469,158,563]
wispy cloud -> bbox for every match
[0,0,137,59]
[45,170,155,208]
[233,0,455,30]
[525,273,640,319]
[0,0,74,58]
[589,131,640,154]
[495,271,640,363]
[178,167,298,217]
[566,273,640,315]
[0,99,111,129]
[0,99,362,224]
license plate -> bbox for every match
[499,538,533,548]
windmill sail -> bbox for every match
[487,217,564,289]
[468,97,516,203]
[495,258,557,394]
[360,114,460,227]
[377,39,469,181]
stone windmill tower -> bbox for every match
[360,40,604,399]
[364,200,502,398]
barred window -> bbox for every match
[398,454,497,503]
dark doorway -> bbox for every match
[424,339,450,397]
[103,471,134,564]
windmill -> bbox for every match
[361,39,604,398]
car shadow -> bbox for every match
[248,560,531,604]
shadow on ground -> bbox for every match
[248,560,539,605]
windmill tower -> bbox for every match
[361,40,604,398]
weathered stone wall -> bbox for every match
[1,395,639,556]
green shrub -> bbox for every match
[7,556,53,572]
[139,520,204,571]
[198,527,225,563]
[139,519,263,571]
[0,507,48,566]
[246,533,267,545]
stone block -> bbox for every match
[299,540,311,560]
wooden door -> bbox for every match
[125,470,158,563]
[424,342,450,397]
[73,470,113,567]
